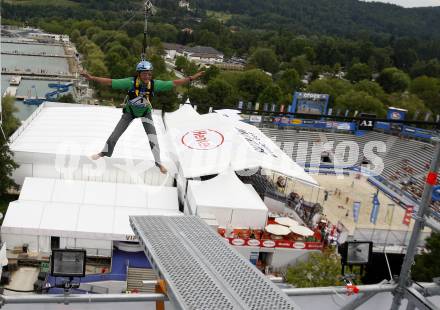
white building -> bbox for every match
[26,32,69,43]
[178,0,190,10]
[163,43,224,65]
[1,177,181,256]
[9,102,173,187]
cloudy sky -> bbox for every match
[362,0,440,7]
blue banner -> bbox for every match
[373,122,433,140]
[370,193,380,224]
[272,117,355,131]
[353,201,361,223]
[401,126,433,140]
[374,121,391,130]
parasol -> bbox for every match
[265,224,291,236]
[275,217,298,227]
[289,225,314,237]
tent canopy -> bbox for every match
[165,105,318,186]
[188,171,267,211]
[164,103,201,127]
[9,103,172,163]
[187,171,268,228]
[1,177,181,240]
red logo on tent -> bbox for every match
[181,129,224,150]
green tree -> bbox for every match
[393,38,418,70]
[289,54,311,77]
[377,67,410,93]
[183,61,199,77]
[388,93,430,120]
[346,63,372,83]
[354,80,387,102]
[304,46,316,63]
[276,69,301,94]
[285,251,344,288]
[86,57,108,77]
[307,78,353,105]
[258,84,283,105]
[39,20,64,34]
[236,69,272,102]
[76,20,95,36]
[0,96,19,195]
[188,87,212,112]
[85,26,102,39]
[172,55,197,77]
[413,233,440,282]
[409,76,440,113]
[175,56,189,71]
[202,65,220,84]
[0,97,19,136]
[56,93,75,103]
[149,23,178,43]
[105,52,129,78]
[248,48,280,74]
[150,54,168,77]
[371,47,393,71]
[335,90,386,116]
[410,59,440,79]
[193,29,219,48]
[207,79,237,108]
[153,90,178,113]
[70,29,81,43]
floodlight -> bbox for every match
[50,249,86,278]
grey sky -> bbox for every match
[362,0,440,7]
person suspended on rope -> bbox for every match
[80,60,204,174]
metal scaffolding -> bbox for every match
[130,215,299,310]
[390,137,440,310]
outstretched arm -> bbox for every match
[81,70,112,86]
[173,71,204,87]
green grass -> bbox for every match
[206,10,232,23]
[0,194,18,225]
[4,0,80,7]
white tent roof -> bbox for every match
[187,171,268,228]
[1,177,181,240]
[164,103,200,126]
[188,171,267,211]
[9,103,172,163]
[165,106,318,186]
